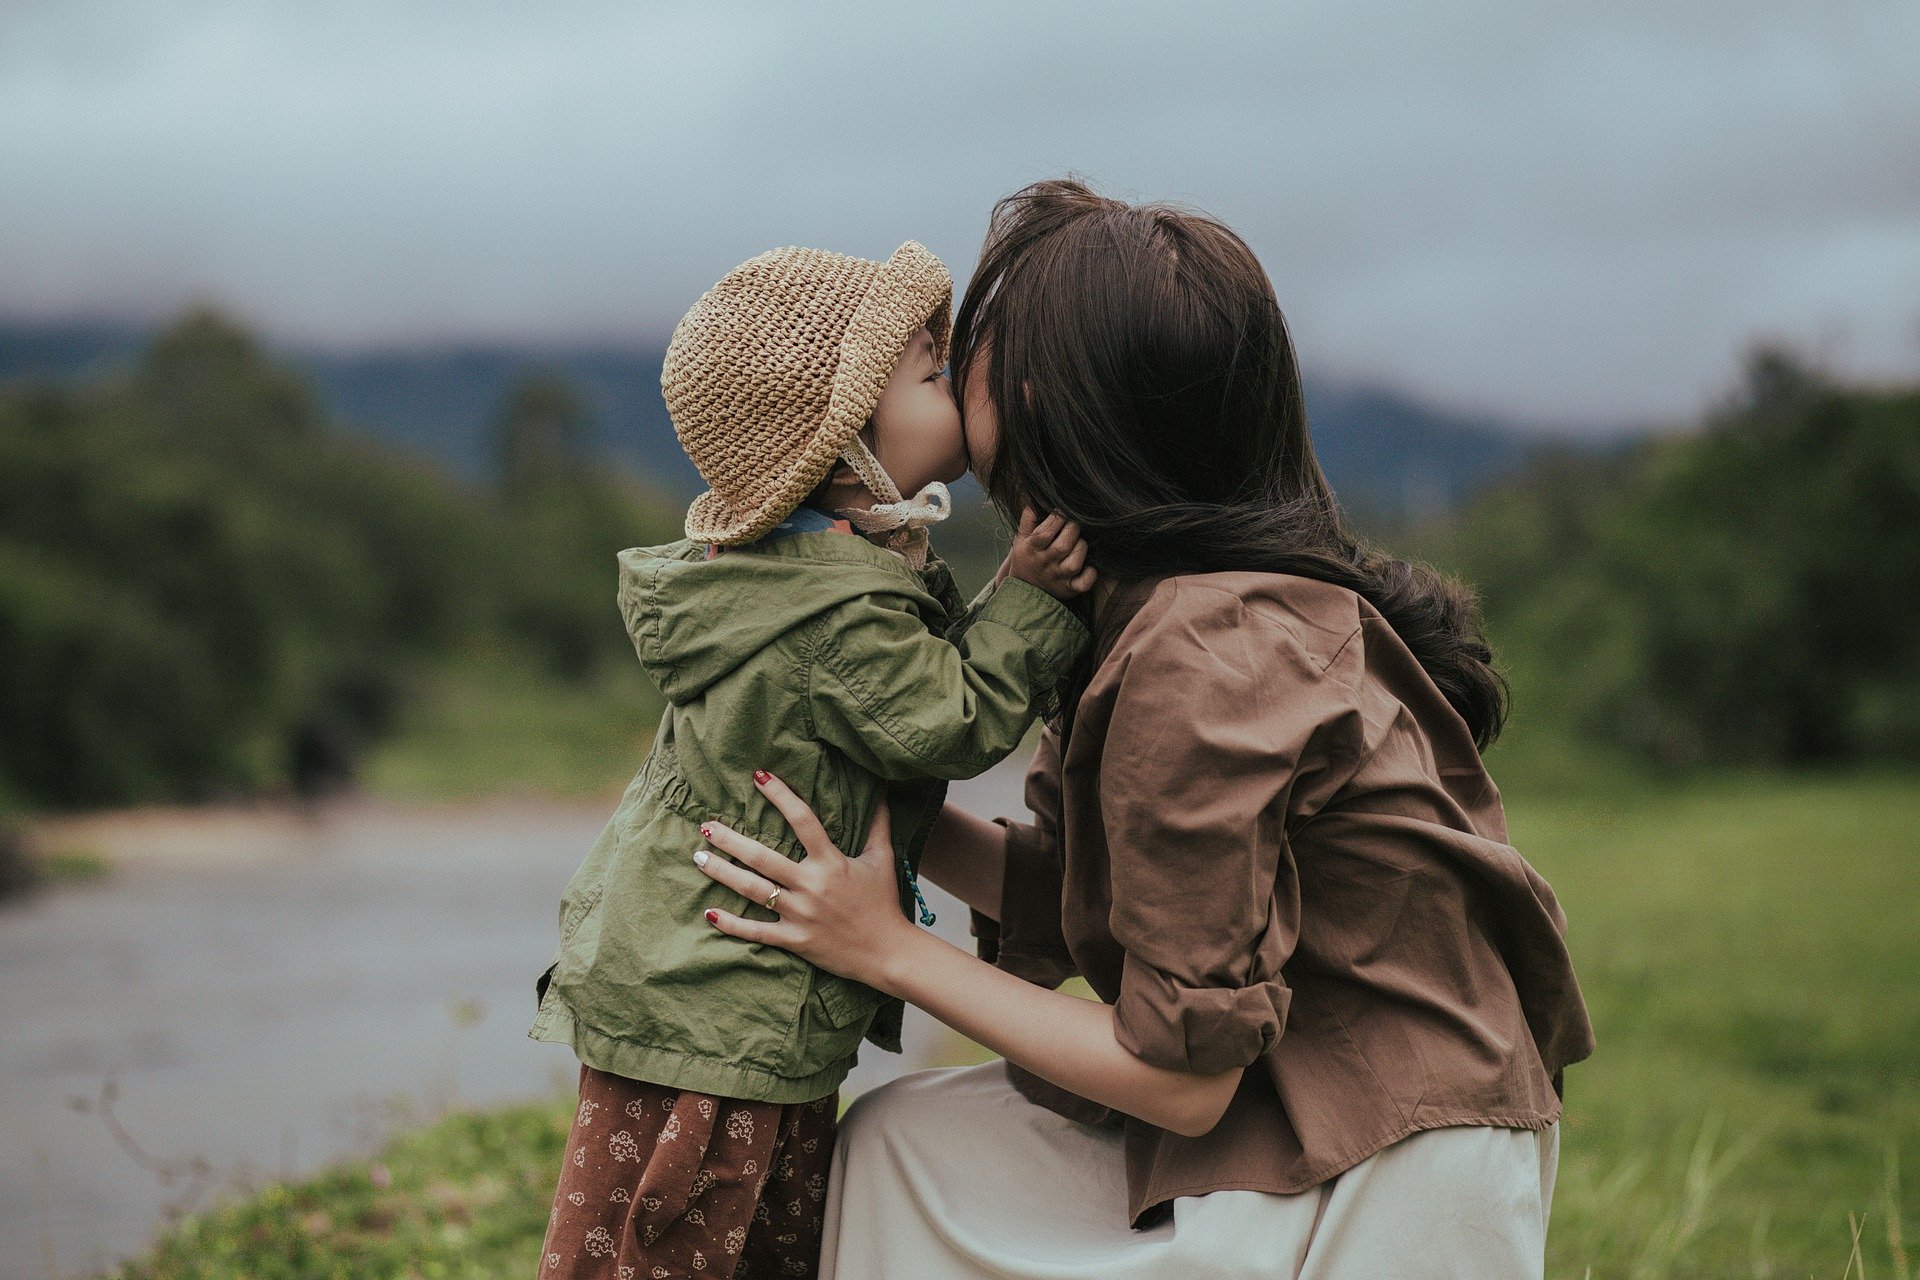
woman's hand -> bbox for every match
[696,770,1245,1137]
[693,771,921,992]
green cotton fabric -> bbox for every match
[530,531,1089,1103]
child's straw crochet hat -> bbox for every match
[664,241,952,547]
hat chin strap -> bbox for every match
[838,436,950,569]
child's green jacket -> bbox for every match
[529,530,1088,1103]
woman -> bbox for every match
[691,179,1595,1278]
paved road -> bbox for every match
[0,757,1029,1278]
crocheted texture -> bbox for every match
[666,241,953,546]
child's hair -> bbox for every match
[951,179,1508,748]
[803,467,843,509]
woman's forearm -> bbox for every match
[878,926,1243,1138]
[696,778,1238,1135]
[918,803,1005,921]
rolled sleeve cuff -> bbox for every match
[1113,953,1291,1075]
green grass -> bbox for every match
[37,844,111,884]
[1511,768,1919,1278]
[112,1103,572,1280]
[110,763,1917,1278]
[0,833,110,901]
[363,653,664,803]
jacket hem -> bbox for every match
[529,997,851,1105]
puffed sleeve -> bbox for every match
[1101,582,1356,1076]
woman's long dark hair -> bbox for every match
[953,179,1508,748]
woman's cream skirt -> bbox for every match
[821,1061,1558,1280]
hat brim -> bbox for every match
[685,241,953,546]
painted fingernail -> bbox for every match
[693,850,708,867]
[753,769,771,785]
[699,824,712,839]
[704,909,719,925]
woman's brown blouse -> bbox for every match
[970,572,1595,1229]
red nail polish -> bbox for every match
[704,909,719,925]
[700,824,712,839]
[753,769,771,785]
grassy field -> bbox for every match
[1518,768,1918,1278]
[109,762,1917,1278]
[363,653,663,803]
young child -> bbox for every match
[529,242,1093,1279]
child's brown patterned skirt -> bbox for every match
[538,1064,838,1280]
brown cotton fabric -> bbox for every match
[538,1065,837,1279]
[970,572,1596,1229]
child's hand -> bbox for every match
[1002,509,1096,601]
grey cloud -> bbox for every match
[1,0,1915,427]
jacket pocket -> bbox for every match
[809,970,886,1030]
[557,882,606,944]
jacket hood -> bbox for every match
[617,536,942,704]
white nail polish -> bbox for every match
[693,850,708,866]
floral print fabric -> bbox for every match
[539,1064,837,1279]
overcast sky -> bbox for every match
[3,0,1917,429]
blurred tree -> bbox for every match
[1434,343,1920,767]
[0,310,680,808]
[139,306,322,444]
[495,471,682,680]
[486,370,682,679]
[493,371,591,500]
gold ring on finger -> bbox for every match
[764,887,780,912]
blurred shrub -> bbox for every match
[0,310,679,807]
[1436,346,1920,767]
[495,468,680,680]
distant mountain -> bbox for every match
[1305,384,1534,520]
[0,320,1558,514]
[0,321,149,385]
[304,343,701,488]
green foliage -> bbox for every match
[493,473,680,680]
[494,370,592,499]
[36,842,111,883]
[928,486,1013,598]
[1433,348,1920,767]
[15,309,1909,804]
[363,651,665,801]
[0,309,681,808]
